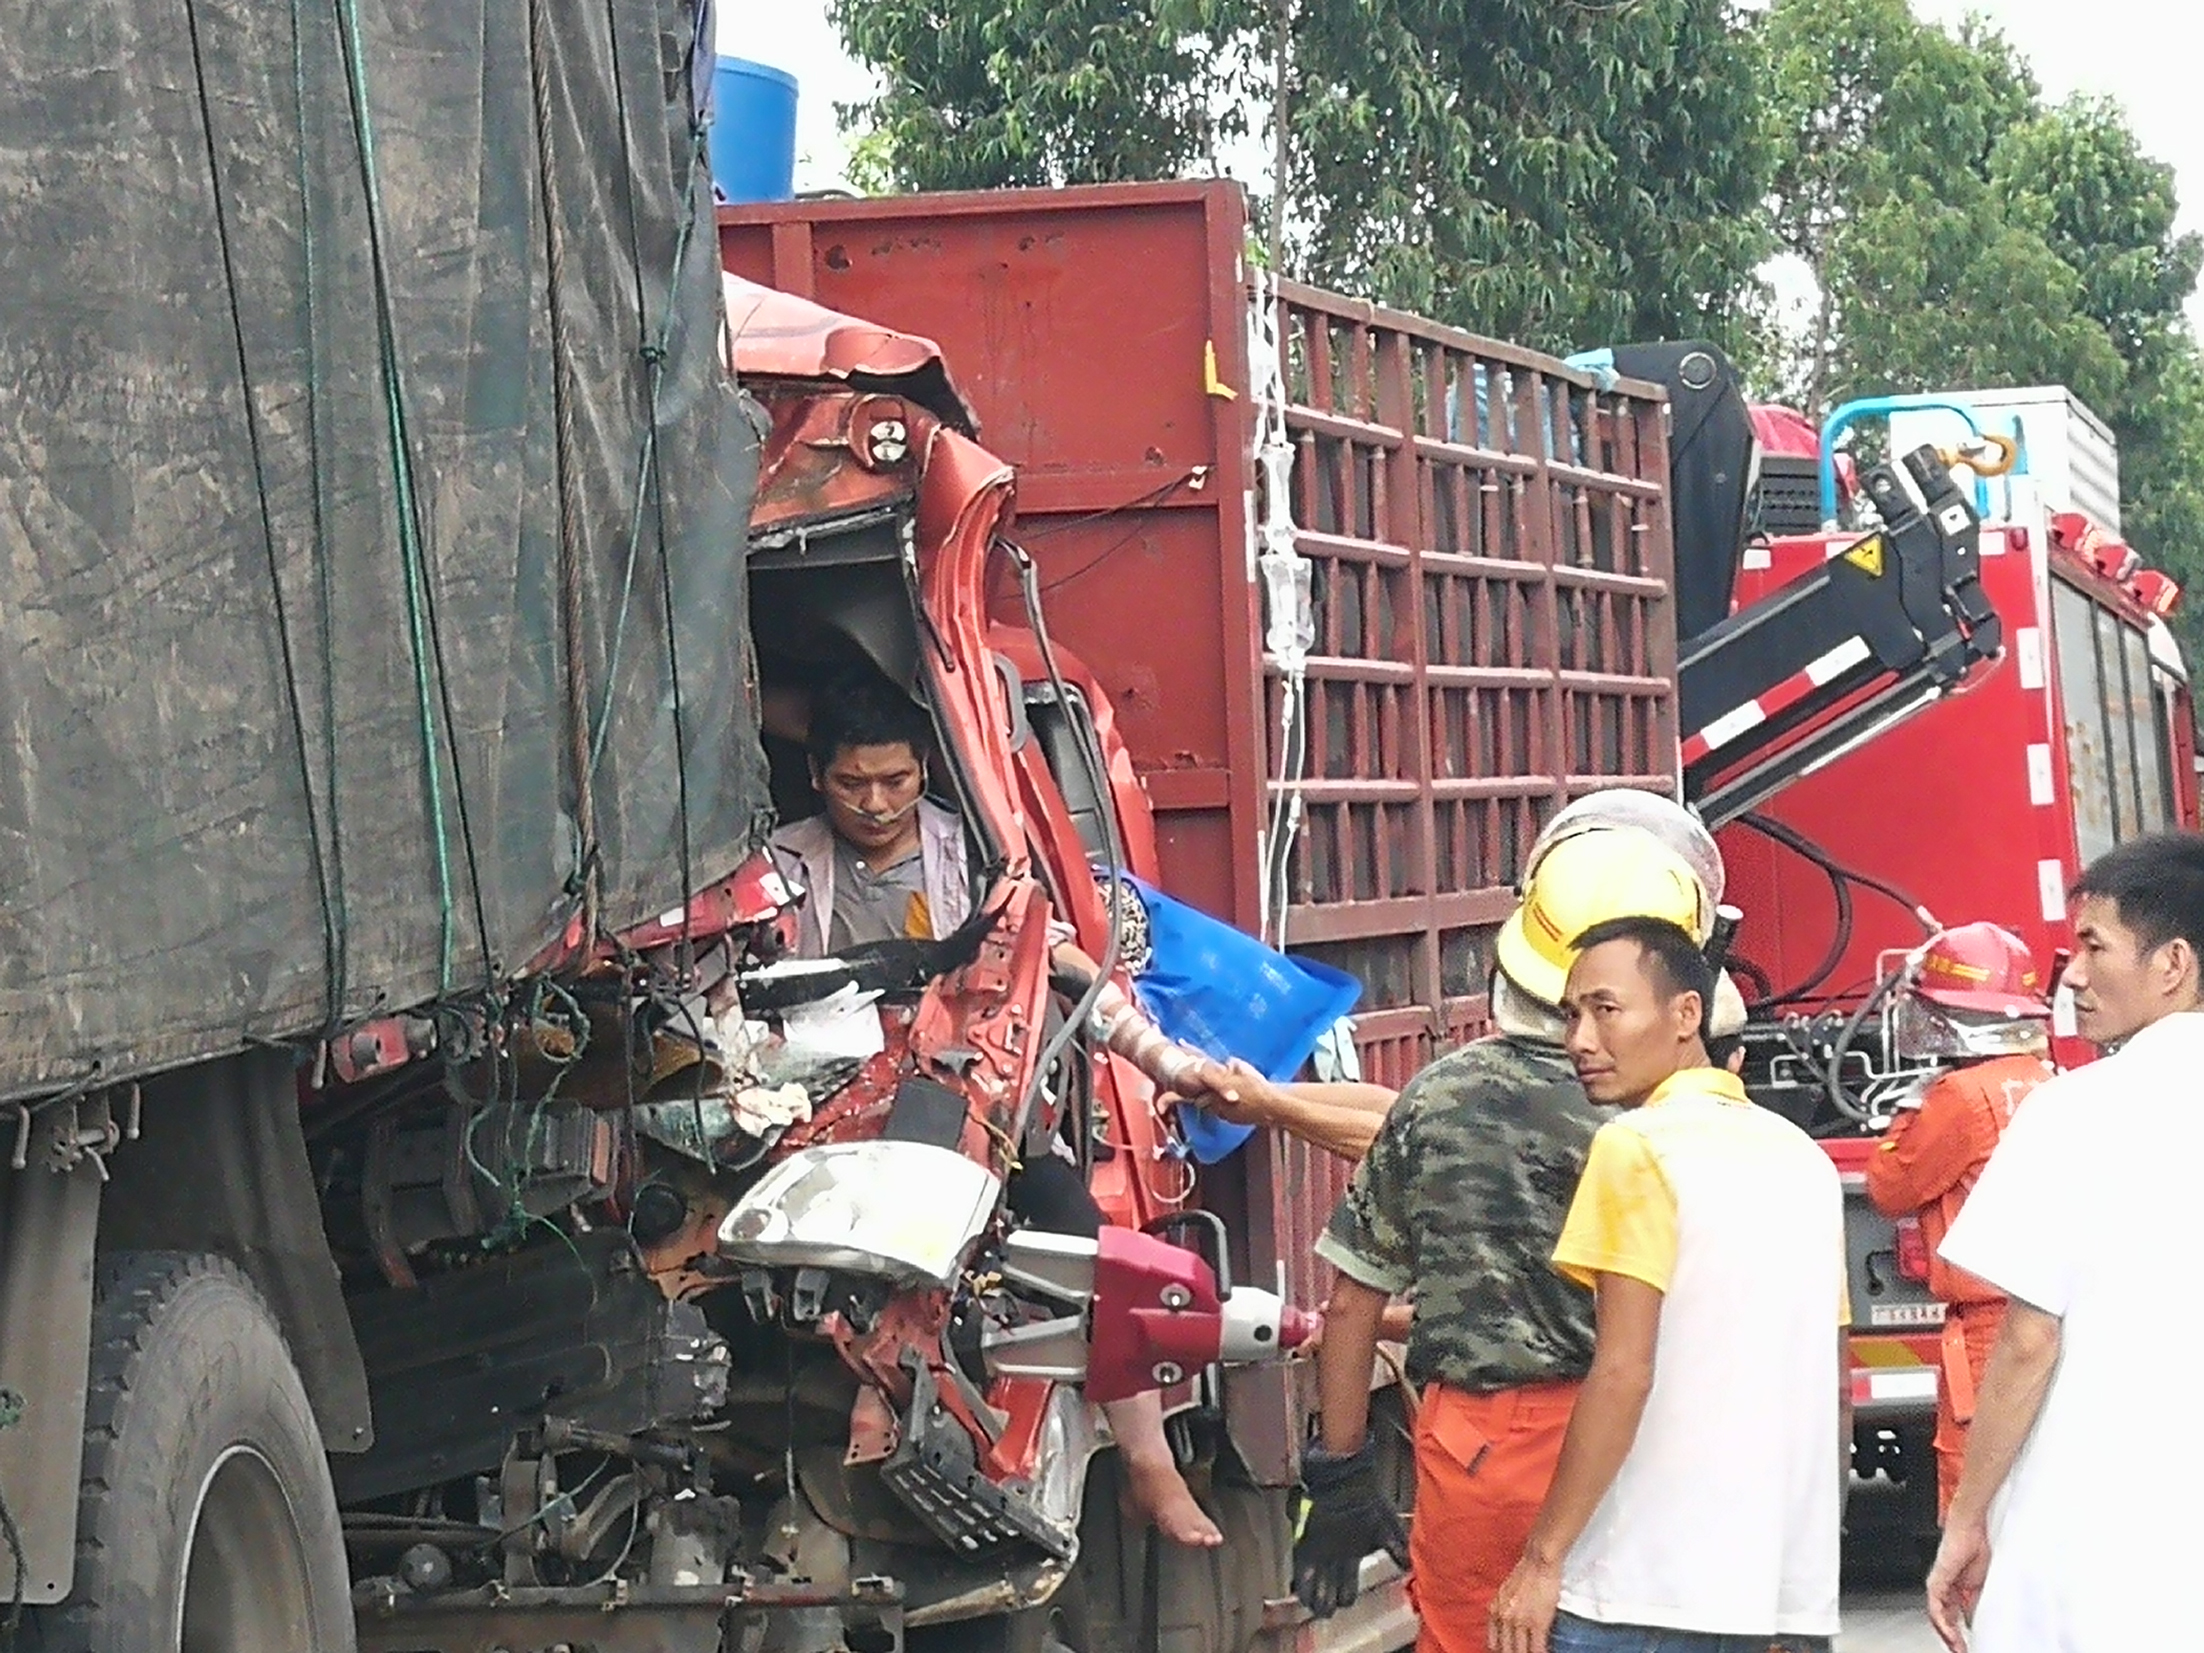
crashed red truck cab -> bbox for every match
[324,283,1322,1653]
[0,227,1316,1653]
[395,279,1302,1643]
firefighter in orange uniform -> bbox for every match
[1863,922,2054,1520]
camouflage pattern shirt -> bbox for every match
[1314,1035,1605,1392]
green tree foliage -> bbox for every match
[1277,0,1774,353]
[833,0,1259,190]
[835,0,1776,355]
[834,0,2204,649]
[1762,0,2084,408]
[1999,99,2204,655]
[1763,0,2204,655]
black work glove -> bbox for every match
[1292,1437,1410,1618]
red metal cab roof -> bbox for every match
[721,272,977,435]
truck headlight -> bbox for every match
[716,1141,1001,1287]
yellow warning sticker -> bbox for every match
[1842,534,1886,578]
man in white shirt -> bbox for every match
[1490,915,1846,1653]
[1927,831,2204,1652]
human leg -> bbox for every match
[1544,1613,1660,1653]
[1408,1382,1580,1653]
[1101,1391,1223,1547]
[1548,1622,1830,1653]
[1003,1158,1223,1548]
[1933,1304,2004,1522]
[1931,1388,1966,1522]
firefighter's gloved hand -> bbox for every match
[1292,1438,1408,1618]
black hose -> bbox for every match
[1772,853,1852,1008]
[1005,540,1128,1157]
[1725,953,1776,1004]
[1736,812,1937,1008]
[1737,812,1937,931]
[1823,962,1908,1124]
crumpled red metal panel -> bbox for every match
[745,385,916,534]
[723,273,978,434]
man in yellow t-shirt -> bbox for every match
[1489,916,1848,1653]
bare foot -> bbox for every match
[1121,1452,1224,1548]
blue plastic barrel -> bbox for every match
[709,57,798,204]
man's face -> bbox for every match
[813,741,926,855]
[1562,939,1703,1106]
[2064,893,2191,1046]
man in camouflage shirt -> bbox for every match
[1293,823,1716,1653]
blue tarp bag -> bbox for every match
[1122,876,1362,1162]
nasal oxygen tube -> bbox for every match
[845,779,927,834]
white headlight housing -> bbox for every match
[716,1140,1001,1287]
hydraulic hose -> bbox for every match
[1736,813,1937,1008]
[1822,961,1909,1125]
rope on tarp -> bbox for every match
[183,0,347,1027]
[590,0,709,965]
[331,0,495,992]
[290,0,352,1026]
[526,0,604,947]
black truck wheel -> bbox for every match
[26,1253,352,1653]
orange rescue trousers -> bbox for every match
[1407,1379,1582,1653]
[1933,1301,2004,1520]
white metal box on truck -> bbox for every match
[1889,385,2121,529]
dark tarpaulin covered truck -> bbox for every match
[0,0,765,1096]
[722,180,1680,1651]
[0,0,764,1638]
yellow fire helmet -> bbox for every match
[1495,827,1715,1009]
[1524,788,1725,912]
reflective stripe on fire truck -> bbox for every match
[1851,1367,1939,1406]
[2027,743,2055,806]
[1681,636,1875,764]
[1850,1334,1939,1407]
[2038,859,2066,923]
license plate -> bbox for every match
[1868,1302,1947,1328]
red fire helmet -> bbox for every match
[1908,922,2048,1020]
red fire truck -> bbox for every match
[1701,382,2197,1548]
[1612,342,2198,1545]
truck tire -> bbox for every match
[25,1252,353,1653]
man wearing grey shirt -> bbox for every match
[765,672,1222,1546]
[769,678,970,960]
